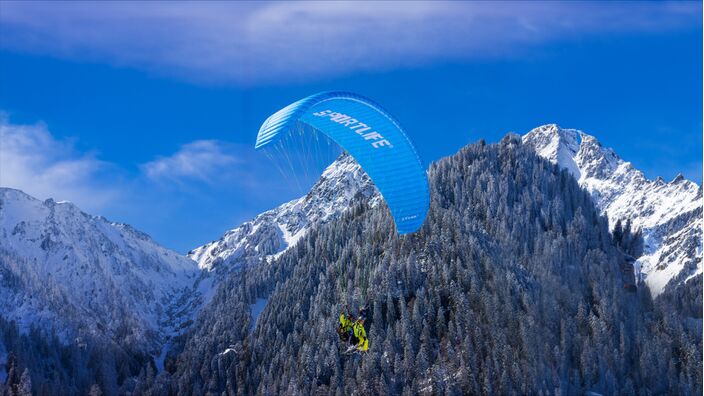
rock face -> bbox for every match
[523,124,702,296]
[0,187,201,353]
[188,153,379,274]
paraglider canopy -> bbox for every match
[256,91,429,234]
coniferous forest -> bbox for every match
[2,136,702,395]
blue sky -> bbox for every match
[0,2,701,252]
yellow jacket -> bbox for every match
[353,321,368,351]
[339,313,353,333]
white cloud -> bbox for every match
[0,115,309,251]
[0,1,699,84]
[0,115,289,212]
[0,116,118,211]
[141,140,240,185]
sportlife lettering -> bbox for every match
[312,109,393,149]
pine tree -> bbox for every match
[18,368,32,396]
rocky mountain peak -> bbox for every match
[523,124,702,296]
[523,124,581,179]
[189,153,378,273]
[0,187,200,354]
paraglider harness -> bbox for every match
[338,305,369,353]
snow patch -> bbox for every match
[155,340,171,372]
[218,345,240,356]
[250,297,269,333]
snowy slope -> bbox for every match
[189,153,379,274]
[523,124,702,296]
[0,188,202,353]
[0,154,378,363]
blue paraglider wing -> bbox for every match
[256,91,429,234]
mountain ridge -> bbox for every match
[0,128,701,394]
[188,153,379,273]
[0,187,201,354]
[1,122,698,355]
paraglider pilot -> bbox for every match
[338,306,369,352]
[354,318,368,352]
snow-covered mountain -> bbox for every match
[523,124,702,296]
[2,124,697,364]
[0,188,201,354]
[189,153,379,273]
[0,154,379,367]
